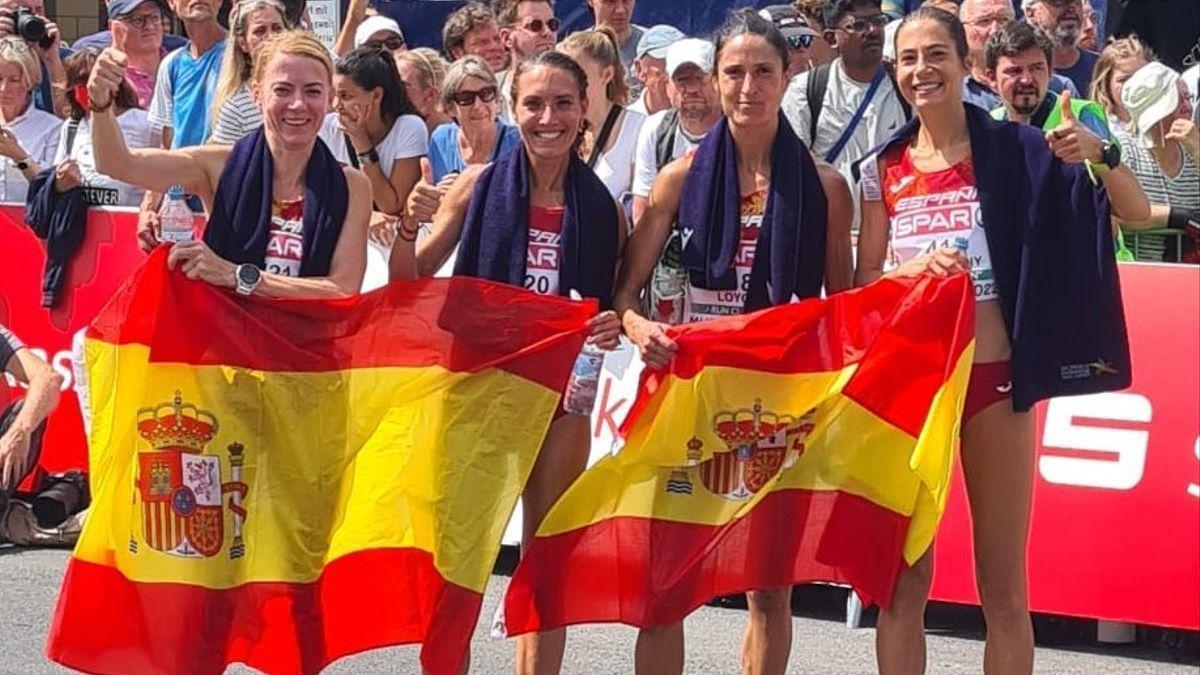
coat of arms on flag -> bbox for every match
[133,391,248,559]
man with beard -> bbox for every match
[960,0,1078,110]
[1023,0,1099,94]
[630,38,719,224]
[782,0,910,176]
[494,0,558,121]
[987,20,1149,223]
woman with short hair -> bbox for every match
[0,37,62,203]
[208,0,291,145]
[427,55,519,182]
[88,31,372,297]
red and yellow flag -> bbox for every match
[503,274,974,634]
[45,250,592,675]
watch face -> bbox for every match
[238,265,260,286]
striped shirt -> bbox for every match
[209,87,262,146]
[1118,130,1200,211]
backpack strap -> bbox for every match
[806,62,831,144]
[653,109,680,171]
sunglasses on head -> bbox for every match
[519,17,560,34]
[452,86,498,107]
[838,13,889,33]
[786,33,815,50]
[368,35,406,51]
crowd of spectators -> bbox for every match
[0,0,1191,273]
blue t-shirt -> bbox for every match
[1057,49,1100,100]
[150,39,226,149]
[428,121,521,182]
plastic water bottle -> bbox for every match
[562,289,604,416]
[159,185,194,243]
[563,342,604,415]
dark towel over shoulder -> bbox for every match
[453,144,619,309]
[205,128,349,277]
[678,111,827,312]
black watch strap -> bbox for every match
[1102,140,1121,169]
[356,148,380,165]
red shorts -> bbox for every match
[963,361,1012,427]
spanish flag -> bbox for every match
[503,274,974,633]
[45,250,592,675]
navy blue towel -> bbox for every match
[453,143,619,309]
[677,111,827,312]
[204,128,349,277]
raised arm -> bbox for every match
[412,163,486,277]
[88,48,214,194]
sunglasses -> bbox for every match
[367,35,406,51]
[518,17,560,34]
[786,33,815,50]
[452,86,498,107]
[837,13,889,34]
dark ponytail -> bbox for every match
[713,8,789,72]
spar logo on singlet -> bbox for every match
[524,228,560,295]
[891,186,981,238]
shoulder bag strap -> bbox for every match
[807,63,831,144]
[823,67,885,164]
[586,104,624,169]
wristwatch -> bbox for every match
[235,263,262,296]
[356,148,380,165]
[1089,140,1122,173]
[15,158,28,172]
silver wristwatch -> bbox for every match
[235,263,262,296]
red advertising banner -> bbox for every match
[0,205,147,478]
[928,263,1200,631]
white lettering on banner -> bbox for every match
[10,347,75,392]
[1189,437,1199,499]
[1039,392,1151,490]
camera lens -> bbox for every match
[14,9,49,48]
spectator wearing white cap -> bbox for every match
[630,37,718,224]
[627,24,683,116]
[334,0,405,58]
[585,0,645,95]
[1116,60,1200,262]
[759,4,820,78]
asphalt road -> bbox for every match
[3,546,1196,674]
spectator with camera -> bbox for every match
[0,36,60,203]
[0,0,69,118]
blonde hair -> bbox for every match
[439,55,499,113]
[1090,35,1157,119]
[251,30,335,86]
[558,26,628,106]
[210,0,290,138]
[395,48,449,91]
[0,37,42,91]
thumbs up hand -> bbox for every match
[1045,90,1105,164]
[405,156,446,225]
